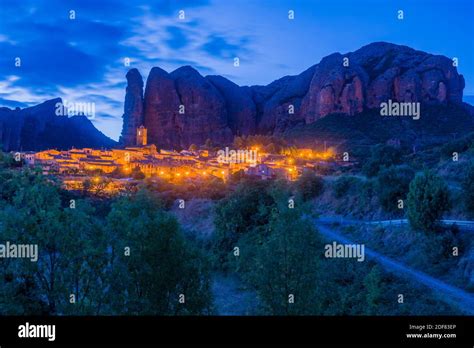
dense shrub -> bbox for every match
[407,171,450,232]
[376,165,415,213]
[333,176,361,198]
[213,180,276,269]
[294,171,324,201]
[363,145,403,177]
[440,132,474,158]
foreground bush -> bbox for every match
[407,171,450,232]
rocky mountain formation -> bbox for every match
[1,42,469,152]
[0,98,115,152]
[121,42,467,148]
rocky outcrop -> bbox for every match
[0,98,115,151]
[300,54,368,124]
[121,42,466,147]
[143,67,181,147]
[141,66,233,149]
[301,42,465,123]
[169,66,233,148]
[353,43,464,107]
[120,68,144,146]
[251,65,316,134]
[206,75,257,136]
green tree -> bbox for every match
[363,265,384,315]
[376,165,415,213]
[241,203,322,315]
[406,171,450,232]
[106,189,212,314]
[363,145,403,177]
[294,171,324,201]
[0,170,108,315]
[314,259,361,315]
[333,175,360,198]
[213,180,275,269]
[0,150,8,168]
[82,177,112,195]
[0,160,212,315]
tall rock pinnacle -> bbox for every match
[120,68,144,146]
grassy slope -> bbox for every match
[283,104,474,151]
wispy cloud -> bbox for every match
[0,0,257,140]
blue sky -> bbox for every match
[1,0,473,140]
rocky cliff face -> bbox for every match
[300,43,464,124]
[206,75,257,136]
[0,98,115,151]
[121,42,466,147]
[140,66,233,149]
[143,67,181,147]
[120,68,144,146]
[168,66,233,148]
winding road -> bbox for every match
[314,219,474,314]
[316,216,474,231]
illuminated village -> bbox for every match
[18,126,342,195]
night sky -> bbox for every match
[1,0,473,140]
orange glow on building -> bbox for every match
[24,140,341,193]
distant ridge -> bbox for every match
[0,98,116,152]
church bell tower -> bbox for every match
[136,125,147,146]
